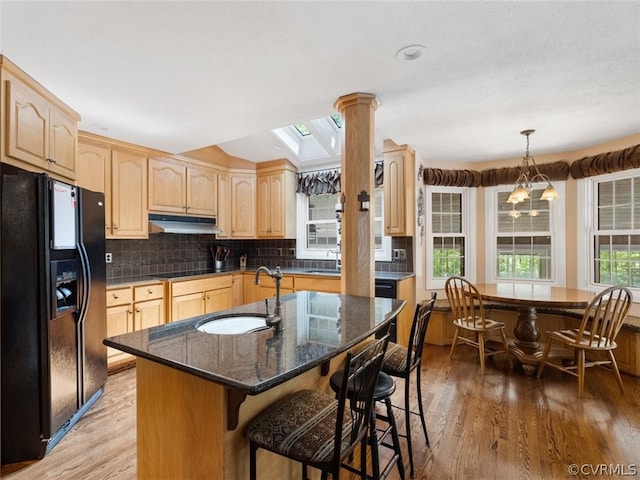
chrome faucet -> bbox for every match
[327,248,341,272]
[254,266,283,332]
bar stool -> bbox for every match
[246,333,390,480]
[381,293,436,477]
[329,369,405,480]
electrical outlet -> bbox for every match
[392,249,406,261]
[105,253,112,264]
[256,248,261,256]
[277,248,283,256]
[289,248,296,256]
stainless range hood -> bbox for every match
[148,214,221,235]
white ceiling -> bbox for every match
[1,1,638,169]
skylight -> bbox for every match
[293,123,312,136]
[271,114,343,164]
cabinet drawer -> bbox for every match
[171,275,232,297]
[134,283,164,301]
[295,276,340,293]
[107,287,133,307]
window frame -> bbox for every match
[425,186,476,289]
[296,189,392,261]
[578,169,640,298]
[485,182,566,285]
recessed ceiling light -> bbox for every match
[395,44,426,62]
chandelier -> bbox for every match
[506,129,559,204]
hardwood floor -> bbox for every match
[1,345,639,480]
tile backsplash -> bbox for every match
[106,234,413,280]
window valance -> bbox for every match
[422,162,570,188]
[422,167,481,187]
[480,160,570,187]
[296,163,383,195]
[569,144,640,179]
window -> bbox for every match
[581,171,640,290]
[425,187,475,289]
[296,189,391,261]
[485,184,565,284]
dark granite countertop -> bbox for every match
[104,291,406,395]
[107,268,414,287]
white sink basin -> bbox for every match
[196,316,268,335]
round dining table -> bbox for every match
[474,283,595,374]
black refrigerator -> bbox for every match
[0,166,107,464]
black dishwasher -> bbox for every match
[375,279,398,342]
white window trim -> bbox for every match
[425,186,476,289]
[578,170,640,299]
[484,182,566,285]
[296,191,392,261]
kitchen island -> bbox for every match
[104,290,405,479]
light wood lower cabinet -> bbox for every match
[294,275,341,294]
[169,275,233,322]
[243,273,294,304]
[106,282,165,368]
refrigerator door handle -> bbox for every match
[76,243,91,323]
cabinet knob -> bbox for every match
[148,288,153,294]
[135,308,140,313]
[186,206,190,210]
[113,294,119,299]
[114,225,119,230]
[127,310,132,315]
[50,158,57,164]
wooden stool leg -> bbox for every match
[577,349,586,398]
[449,327,460,359]
[478,332,486,375]
[607,350,625,394]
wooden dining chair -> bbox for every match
[246,332,390,480]
[444,276,513,374]
[536,285,631,397]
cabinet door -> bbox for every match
[106,304,133,364]
[256,174,271,237]
[231,274,244,306]
[110,149,148,238]
[148,158,187,213]
[230,174,256,237]
[77,141,108,193]
[268,172,286,237]
[134,298,165,330]
[172,292,205,322]
[216,171,231,238]
[48,106,77,179]
[187,166,217,216]
[204,287,233,314]
[5,78,49,168]
[383,150,406,236]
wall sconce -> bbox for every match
[358,190,370,211]
[335,193,344,213]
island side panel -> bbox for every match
[223,350,349,480]
[136,358,225,480]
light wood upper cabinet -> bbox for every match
[187,166,217,216]
[77,141,108,193]
[110,149,148,238]
[148,157,217,217]
[148,157,187,213]
[383,145,415,237]
[2,64,79,181]
[229,173,256,238]
[216,171,231,238]
[256,160,297,238]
